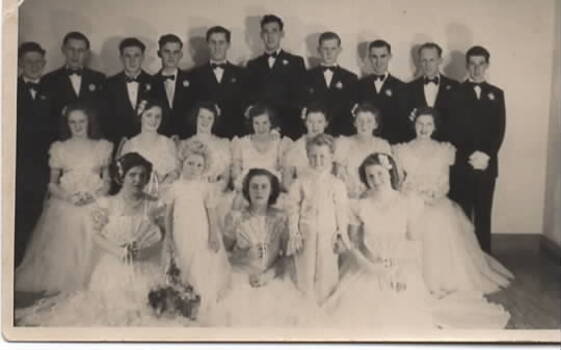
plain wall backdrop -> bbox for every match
[18,0,557,234]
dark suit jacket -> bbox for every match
[42,66,106,124]
[152,69,195,137]
[103,70,154,143]
[302,66,358,136]
[405,74,459,141]
[246,50,306,139]
[449,81,506,178]
[16,77,58,189]
[190,62,248,138]
[356,74,408,143]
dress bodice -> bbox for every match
[121,134,178,178]
[393,140,455,201]
[49,139,113,193]
[180,135,231,181]
[232,135,292,179]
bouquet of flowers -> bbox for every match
[147,260,201,320]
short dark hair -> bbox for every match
[318,32,341,46]
[358,153,400,190]
[408,106,442,138]
[111,152,153,186]
[62,31,90,49]
[245,103,279,134]
[242,168,281,206]
[18,42,46,59]
[59,102,101,141]
[158,34,183,49]
[186,101,221,135]
[261,14,284,31]
[466,45,490,63]
[206,26,231,43]
[119,37,146,54]
[302,101,330,126]
[418,42,442,57]
[369,39,391,54]
[306,133,336,155]
[352,102,383,136]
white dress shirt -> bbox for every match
[125,74,140,108]
[373,73,388,94]
[321,65,336,87]
[68,72,82,97]
[423,74,440,107]
[210,60,227,83]
[266,49,281,69]
[23,77,40,100]
[163,69,178,108]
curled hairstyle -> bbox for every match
[301,101,329,125]
[305,133,336,155]
[352,102,383,136]
[261,14,284,30]
[186,101,221,134]
[111,152,153,186]
[245,103,279,133]
[409,106,441,138]
[18,41,46,59]
[136,98,164,127]
[178,139,212,174]
[242,168,281,206]
[62,31,90,48]
[59,102,101,140]
[358,153,400,190]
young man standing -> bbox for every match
[246,14,306,139]
[355,40,408,142]
[449,46,506,253]
[190,26,248,138]
[302,32,357,136]
[104,37,154,143]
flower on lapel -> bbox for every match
[385,89,393,97]
[231,77,237,83]
[488,92,495,100]
[445,85,451,91]
[282,59,289,66]
[335,81,343,89]
[39,94,46,100]
[182,80,190,87]
[89,83,96,92]
[309,87,315,94]
[145,83,152,91]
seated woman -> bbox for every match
[334,103,392,198]
[16,153,187,327]
[119,99,179,197]
[215,168,324,327]
[392,107,513,297]
[16,103,113,295]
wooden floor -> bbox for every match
[13,234,561,329]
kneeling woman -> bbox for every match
[16,153,180,327]
[215,168,324,327]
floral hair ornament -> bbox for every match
[214,104,222,117]
[244,105,255,120]
[408,108,418,122]
[300,107,308,121]
[115,158,125,184]
[137,99,148,116]
[61,105,68,117]
[379,153,393,170]
[350,103,359,118]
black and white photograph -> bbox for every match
[2,0,560,343]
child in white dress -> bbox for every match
[286,134,351,305]
[163,141,231,323]
[16,104,113,294]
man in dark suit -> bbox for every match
[448,46,506,253]
[190,26,248,138]
[302,32,357,136]
[42,32,105,124]
[152,34,194,137]
[405,42,459,141]
[104,37,154,144]
[355,40,408,143]
[15,42,58,266]
[246,14,306,139]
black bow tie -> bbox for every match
[373,74,385,82]
[125,76,139,83]
[162,74,175,81]
[66,68,83,76]
[265,51,279,59]
[424,76,439,85]
[469,81,484,88]
[321,66,336,73]
[25,82,40,91]
[211,63,227,70]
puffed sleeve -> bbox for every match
[379,137,392,154]
[48,141,63,169]
[231,136,243,165]
[98,140,115,167]
[443,142,456,166]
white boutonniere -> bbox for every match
[335,81,343,89]
[145,83,151,91]
[488,92,495,100]
[89,83,96,92]
[231,77,237,83]
[445,85,451,91]
[282,59,289,66]
[182,80,190,87]
[309,87,315,94]
[39,94,46,100]
[385,89,393,97]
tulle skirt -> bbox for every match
[15,198,93,294]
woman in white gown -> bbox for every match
[392,107,513,297]
[119,99,179,197]
[16,153,186,327]
[334,103,392,198]
[215,169,324,327]
[16,104,113,295]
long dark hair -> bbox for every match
[358,152,400,190]
[59,102,101,140]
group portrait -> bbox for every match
[4,0,560,343]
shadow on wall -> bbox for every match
[188,26,209,69]
[49,9,95,69]
[99,36,124,76]
[356,40,370,78]
[305,32,321,68]
[244,15,263,62]
[443,22,474,81]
